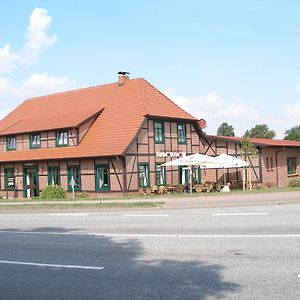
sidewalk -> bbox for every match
[0,191,299,209]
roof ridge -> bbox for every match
[25,77,143,102]
[139,78,148,115]
[142,79,197,120]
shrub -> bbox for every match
[40,185,67,199]
[75,191,89,199]
[288,179,300,187]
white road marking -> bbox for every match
[0,260,104,270]
[212,213,269,216]
[49,213,88,216]
[123,214,169,217]
[0,230,300,238]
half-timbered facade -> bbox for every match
[0,75,299,198]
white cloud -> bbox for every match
[296,82,300,91]
[0,44,20,73]
[23,8,57,64]
[0,8,57,74]
[0,73,79,99]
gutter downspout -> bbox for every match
[275,147,285,187]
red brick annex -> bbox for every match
[0,75,299,198]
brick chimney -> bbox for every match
[117,72,130,85]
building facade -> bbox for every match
[0,76,299,198]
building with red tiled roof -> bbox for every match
[0,75,299,198]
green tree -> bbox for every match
[238,137,259,190]
[217,122,235,136]
[284,125,300,141]
[243,124,275,139]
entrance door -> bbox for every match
[24,168,39,198]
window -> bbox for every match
[177,123,187,144]
[30,133,41,149]
[154,121,164,143]
[48,167,60,186]
[287,157,297,175]
[192,166,201,184]
[67,166,81,191]
[138,164,150,188]
[155,163,166,186]
[270,157,274,171]
[6,136,16,150]
[4,168,15,190]
[95,165,110,191]
[266,157,274,172]
[56,131,68,147]
[266,157,270,171]
[179,166,189,185]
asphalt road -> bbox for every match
[0,203,300,299]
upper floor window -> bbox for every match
[154,121,165,144]
[177,123,187,144]
[287,157,297,175]
[30,133,41,149]
[56,130,68,147]
[6,136,16,151]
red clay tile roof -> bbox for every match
[0,78,196,162]
[0,108,103,136]
[208,135,300,147]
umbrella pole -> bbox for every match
[189,166,192,194]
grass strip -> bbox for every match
[0,201,165,210]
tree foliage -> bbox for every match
[244,124,275,139]
[238,137,259,159]
[217,122,235,136]
[284,125,300,141]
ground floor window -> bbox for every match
[4,168,15,190]
[155,163,166,186]
[287,157,297,175]
[139,163,150,188]
[48,166,60,185]
[179,166,189,185]
[67,165,81,191]
[192,166,201,184]
[95,165,110,191]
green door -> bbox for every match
[23,167,39,198]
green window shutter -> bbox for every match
[95,165,110,191]
[67,166,81,191]
[155,163,166,186]
[138,163,150,187]
[177,124,187,144]
[48,167,60,185]
[154,121,165,144]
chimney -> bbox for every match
[117,71,130,85]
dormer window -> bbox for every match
[30,133,41,149]
[56,130,68,147]
[7,136,16,151]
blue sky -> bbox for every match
[1,1,300,137]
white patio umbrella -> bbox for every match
[161,153,219,193]
[204,153,249,188]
